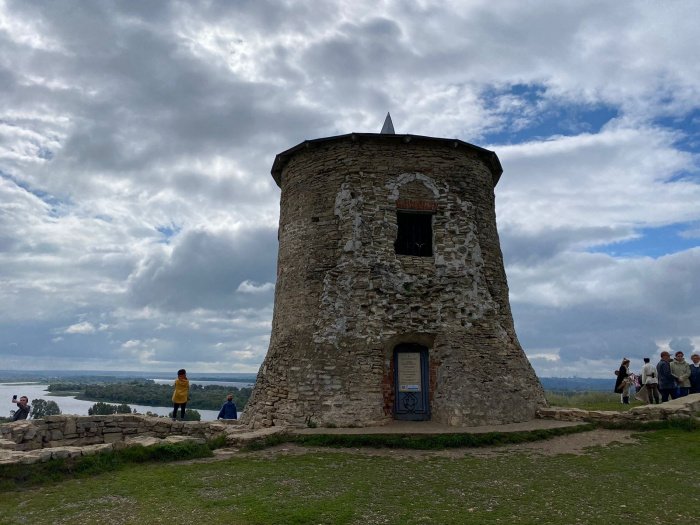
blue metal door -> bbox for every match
[393,344,430,421]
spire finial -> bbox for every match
[380,112,395,134]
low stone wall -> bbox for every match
[537,394,700,423]
[3,396,698,467]
[0,414,234,452]
[0,414,283,466]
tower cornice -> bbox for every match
[271,133,503,187]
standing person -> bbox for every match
[614,358,632,404]
[641,357,660,404]
[171,369,190,421]
[10,395,30,421]
[657,351,677,402]
[670,351,691,397]
[217,394,238,420]
[690,352,700,394]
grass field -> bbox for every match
[1,424,698,524]
[545,390,638,411]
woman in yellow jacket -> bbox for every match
[172,369,190,420]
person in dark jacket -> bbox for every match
[614,358,632,404]
[656,351,677,402]
[217,394,238,420]
[11,395,30,421]
[690,352,700,394]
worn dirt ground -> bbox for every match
[195,428,638,464]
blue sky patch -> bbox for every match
[481,83,618,144]
[0,170,69,215]
[654,109,700,153]
[590,222,700,258]
[156,223,182,243]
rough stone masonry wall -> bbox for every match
[243,136,546,429]
[538,394,700,423]
[0,414,227,451]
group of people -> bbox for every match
[8,370,239,422]
[171,368,238,421]
[614,351,700,404]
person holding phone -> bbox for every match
[11,395,30,421]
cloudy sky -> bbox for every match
[1,1,699,378]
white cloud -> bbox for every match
[526,351,561,363]
[64,321,96,334]
[495,124,698,234]
[0,0,698,377]
[236,280,275,294]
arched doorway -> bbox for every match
[393,343,430,421]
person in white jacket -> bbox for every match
[641,357,660,404]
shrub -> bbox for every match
[30,399,61,419]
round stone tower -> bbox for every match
[242,118,546,429]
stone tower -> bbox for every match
[242,116,546,429]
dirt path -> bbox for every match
[184,428,637,464]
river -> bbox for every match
[0,382,245,421]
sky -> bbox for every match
[1,1,699,378]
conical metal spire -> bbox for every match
[380,112,395,134]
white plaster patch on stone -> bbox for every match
[335,182,366,253]
[385,172,443,200]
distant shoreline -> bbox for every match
[0,370,614,392]
[0,370,258,384]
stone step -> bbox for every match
[0,438,16,450]
[223,426,287,446]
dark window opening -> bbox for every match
[395,211,433,256]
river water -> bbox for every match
[0,382,247,421]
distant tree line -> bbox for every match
[47,379,251,411]
[44,383,84,392]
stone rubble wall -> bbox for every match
[0,415,283,466]
[244,135,546,429]
[0,414,235,453]
[537,394,700,423]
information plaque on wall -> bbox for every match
[398,352,422,392]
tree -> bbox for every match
[115,403,132,414]
[88,402,133,415]
[184,409,201,421]
[30,399,61,419]
[169,409,201,421]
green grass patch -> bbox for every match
[243,423,595,451]
[545,390,641,411]
[0,427,698,524]
[0,437,228,491]
[596,416,700,432]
